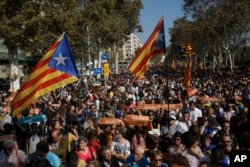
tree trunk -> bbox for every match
[8,47,20,92]
[8,47,18,66]
[228,51,233,72]
[218,47,222,72]
[115,52,119,74]
[212,55,217,72]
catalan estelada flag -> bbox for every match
[182,56,192,88]
[128,17,166,77]
[178,44,195,56]
[11,33,80,117]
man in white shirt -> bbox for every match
[27,123,42,154]
[127,90,136,104]
[178,111,192,133]
[188,101,202,125]
[3,139,26,167]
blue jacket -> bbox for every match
[125,155,150,167]
[150,162,169,167]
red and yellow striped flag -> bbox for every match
[11,33,80,117]
[128,17,166,77]
[182,56,192,88]
[178,44,195,56]
[171,59,176,69]
[198,62,204,70]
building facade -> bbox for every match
[122,33,142,62]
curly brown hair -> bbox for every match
[169,154,191,167]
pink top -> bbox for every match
[131,134,146,151]
[75,146,95,163]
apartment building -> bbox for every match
[122,33,142,62]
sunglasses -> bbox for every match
[223,140,232,144]
[154,159,162,162]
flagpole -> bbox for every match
[188,52,191,90]
[164,52,170,130]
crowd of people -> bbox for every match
[0,65,250,167]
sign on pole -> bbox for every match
[103,63,109,77]
[101,53,108,63]
[93,67,103,75]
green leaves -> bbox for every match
[0,0,142,62]
[169,0,250,67]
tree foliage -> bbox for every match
[79,0,143,57]
[0,0,143,62]
[169,0,250,70]
[0,0,78,56]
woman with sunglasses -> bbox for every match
[167,132,184,155]
[150,150,168,167]
[111,127,130,166]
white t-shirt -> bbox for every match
[189,108,202,122]
[178,121,192,133]
[0,114,12,128]
[7,149,27,167]
[28,135,41,154]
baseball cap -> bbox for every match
[170,114,176,120]
[148,129,160,136]
[115,110,124,118]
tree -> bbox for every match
[180,0,250,71]
[79,0,143,62]
[0,0,143,74]
[0,0,79,62]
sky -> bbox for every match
[136,0,185,46]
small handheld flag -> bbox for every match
[178,44,195,56]
[182,57,192,88]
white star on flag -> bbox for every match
[157,33,164,42]
[54,53,68,66]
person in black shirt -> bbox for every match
[98,146,120,167]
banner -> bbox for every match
[18,114,47,125]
